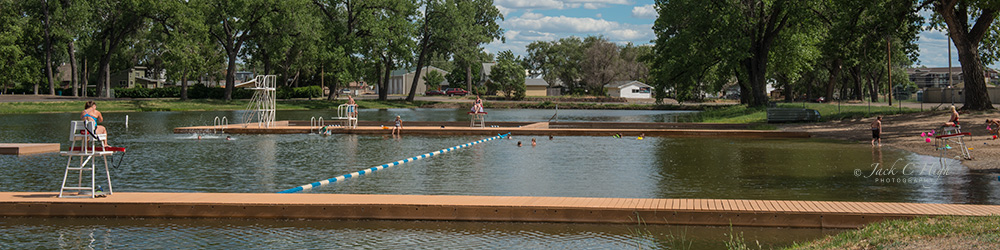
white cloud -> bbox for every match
[632,4,657,19]
[596,13,602,18]
[494,0,629,10]
[495,6,514,17]
[497,13,654,51]
[494,0,565,9]
[521,12,544,19]
[506,15,619,33]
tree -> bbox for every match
[450,0,503,92]
[488,50,525,99]
[150,0,221,100]
[581,37,622,94]
[525,37,585,94]
[652,0,815,107]
[203,0,279,101]
[89,0,149,98]
[422,70,445,90]
[0,0,41,94]
[930,0,998,110]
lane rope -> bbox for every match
[278,133,511,193]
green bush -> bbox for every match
[276,86,323,99]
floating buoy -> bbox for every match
[925,138,932,143]
[637,137,644,140]
[921,132,927,137]
[969,148,974,150]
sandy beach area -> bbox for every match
[780,109,1000,171]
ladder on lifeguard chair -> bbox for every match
[337,104,358,129]
[59,120,115,198]
[935,125,972,160]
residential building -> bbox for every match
[604,80,653,99]
[388,66,450,95]
[906,67,1000,88]
[110,66,165,88]
[525,79,548,96]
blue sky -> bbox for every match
[483,2,1000,69]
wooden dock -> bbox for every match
[0,143,60,155]
[174,121,810,138]
[2,192,997,228]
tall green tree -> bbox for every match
[929,0,999,110]
[0,0,41,94]
[488,50,525,100]
[450,0,503,93]
[90,0,149,98]
[202,0,279,101]
[653,0,816,107]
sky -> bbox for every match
[482,2,1000,69]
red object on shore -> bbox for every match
[70,146,126,152]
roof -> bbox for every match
[604,80,652,89]
[481,63,496,78]
[525,78,548,87]
[391,66,449,77]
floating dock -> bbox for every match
[174,121,810,138]
[0,143,60,155]
[2,192,997,228]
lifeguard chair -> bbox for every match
[337,104,358,129]
[935,125,972,160]
[468,112,487,128]
[58,120,120,198]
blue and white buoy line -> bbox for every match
[278,133,511,193]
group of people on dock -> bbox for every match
[870,105,1000,147]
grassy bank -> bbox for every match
[0,99,436,114]
[678,103,923,123]
[785,216,1000,249]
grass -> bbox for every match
[677,102,923,124]
[786,216,1000,249]
[0,99,436,114]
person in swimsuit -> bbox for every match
[81,101,110,147]
[347,95,357,117]
[392,116,402,136]
[472,96,484,113]
[944,106,960,127]
[986,118,1000,139]
[871,116,882,147]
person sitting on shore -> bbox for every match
[471,95,484,113]
[81,101,110,147]
[944,106,960,127]
[987,118,1000,139]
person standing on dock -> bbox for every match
[347,95,357,117]
[871,116,882,147]
[392,116,402,136]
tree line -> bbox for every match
[650,0,999,110]
[0,0,503,101]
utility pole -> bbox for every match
[887,35,893,107]
[948,36,954,106]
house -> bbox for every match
[110,66,165,88]
[387,66,450,95]
[525,78,549,96]
[604,80,653,99]
[906,67,1000,88]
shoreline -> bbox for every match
[779,110,1000,171]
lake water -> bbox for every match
[1,108,996,248]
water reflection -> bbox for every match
[0,217,839,249]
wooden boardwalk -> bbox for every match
[0,143,60,155]
[2,192,997,228]
[174,121,810,138]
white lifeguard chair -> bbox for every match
[59,120,116,198]
[935,125,972,160]
[468,112,487,128]
[337,104,358,129]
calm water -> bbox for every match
[1,108,997,248]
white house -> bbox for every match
[388,66,450,95]
[604,80,653,99]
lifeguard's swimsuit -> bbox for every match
[83,113,98,123]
